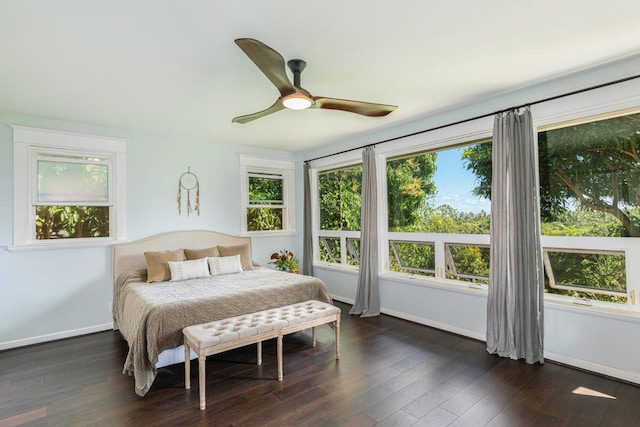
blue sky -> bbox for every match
[430,147,490,214]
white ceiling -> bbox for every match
[1,1,639,152]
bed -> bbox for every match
[112,230,332,397]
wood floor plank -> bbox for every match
[0,406,47,427]
[413,407,458,427]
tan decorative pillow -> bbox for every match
[144,249,185,282]
[184,246,220,260]
[218,244,253,271]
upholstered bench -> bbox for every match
[183,300,341,410]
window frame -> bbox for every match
[531,82,640,312]
[11,126,127,250]
[239,155,295,236]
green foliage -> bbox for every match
[388,241,435,275]
[447,245,490,283]
[539,114,640,236]
[319,237,340,262]
[249,176,283,205]
[545,251,626,303]
[387,153,437,230]
[35,205,109,239]
[539,205,626,237]
[464,113,640,237]
[247,175,284,231]
[247,208,283,231]
[420,205,490,234]
[462,142,492,200]
[318,165,363,231]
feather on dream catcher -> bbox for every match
[178,167,200,216]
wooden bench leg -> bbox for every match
[277,333,283,381]
[198,355,206,410]
[335,318,340,360]
[257,341,262,365]
[184,343,191,389]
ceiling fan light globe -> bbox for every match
[282,94,312,110]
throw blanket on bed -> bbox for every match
[114,267,332,396]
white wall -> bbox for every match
[305,54,640,385]
[0,113,302,349]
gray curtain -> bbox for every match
[486,108,544,364]
[302,162,313,276]
[350,146,380,317]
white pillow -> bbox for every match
[208,255,243,276]
[168,257,210,281]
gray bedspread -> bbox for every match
[114,267,332,396]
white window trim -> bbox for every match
[10,126,127,251]
[239,155,295,236]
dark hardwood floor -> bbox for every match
[2,301,639,426]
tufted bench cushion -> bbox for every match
[183,300,340,410]
[183,312,287,348]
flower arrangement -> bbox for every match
[269,249,299,273]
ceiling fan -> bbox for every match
[232,38,398,124]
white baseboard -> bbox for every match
[330,294,354,305]
[0,323,113,351]
[331,293,485,341]
[544,351,640,385]
[381,306,487,342]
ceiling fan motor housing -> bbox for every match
[287,59,307,88]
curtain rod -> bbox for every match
[304,73,640,164]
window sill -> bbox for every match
[544,296,640,321]
[6,238,127,252]
[381,271,489,296]
[241,230,298,238]
[313,262,360,274]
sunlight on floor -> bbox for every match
[572,386,617,399]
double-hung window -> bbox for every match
[34,150,111,239]
[12,126,127,248]
[240,155,295,235]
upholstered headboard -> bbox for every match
[112,230,251,280]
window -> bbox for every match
[12,126,127,248]
[34,151,111,239]
[240,156,294,235]
[317,163,362,266]
[536,110,640,304]
[386,140,492,284]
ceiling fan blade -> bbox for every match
[235,38,296,97]
[313,97,397,117]
[232,98,285,124]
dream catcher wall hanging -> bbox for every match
[178,167,200,216]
